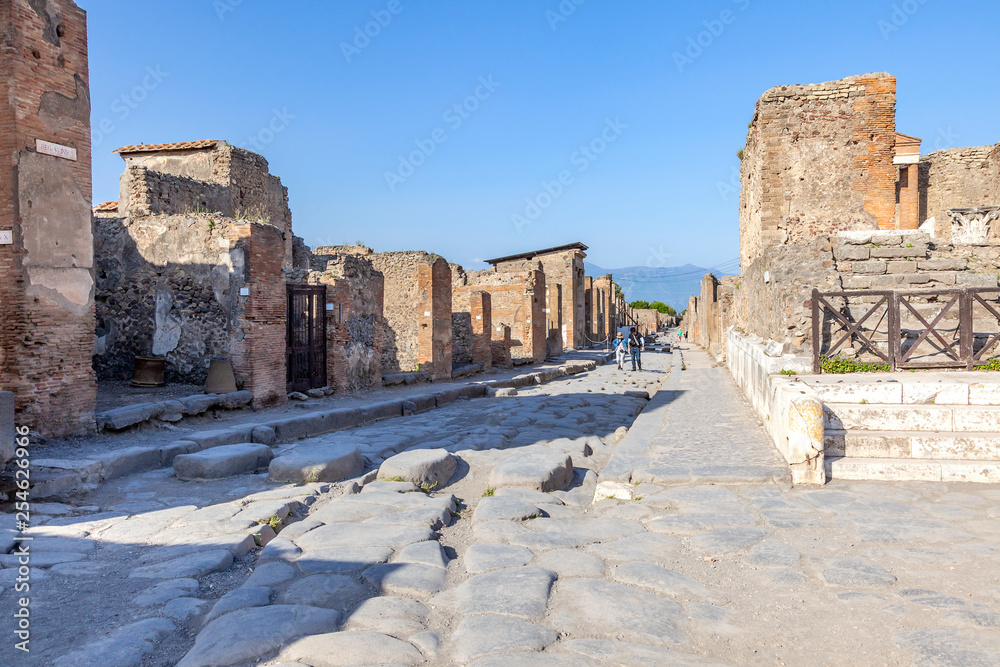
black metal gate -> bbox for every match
[286,285,327,393]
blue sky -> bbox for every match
[85,0,1000,275]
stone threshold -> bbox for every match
[96,390,254,432]
[30,356,612,500]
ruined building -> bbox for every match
[0,0,96,437]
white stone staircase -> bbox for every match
[808,375,1000,482]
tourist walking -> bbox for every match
[612,332,627,370]
[628,327,644,371]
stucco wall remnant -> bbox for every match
[920,144,1000,242]
[0,0,96,438]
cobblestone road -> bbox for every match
[3,337,999,666]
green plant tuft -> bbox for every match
[779,369,797,376]
[975,358,1000,371]
[821,356,891,374]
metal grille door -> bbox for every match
[286,285,327,392]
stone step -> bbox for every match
[824,429,1000,461]
[823,402,1000,432]
[824,456,1000,483]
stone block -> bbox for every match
[362,400,406,423]
[378,449,457,488]
[851,260,887,275]
[886,261,918,274]
[265,413,328,442]
[842,275,872,290]
[871,274,905,287]
[902,274,931,285]
[434,388,463,407]
[834,246,870,261]
[98,446,162,481]
[174,443,275,481]
[96,403,162,431]
[179,394,217,415]
[159,440,199,466]
[918,259,968,271]
[406,394,438,413]
[926,271,957,285]
[488,449,573,492]
[269,445,364,483]
[837,231,873,245]
[958,272,998,288]
[0,391,14,464]
[870,247,918,259]
[869,232,903,246]
[251,425,277,445]
[187,426,255,450]
[217,390,254,409]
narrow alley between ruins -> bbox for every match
[3,335,999,666]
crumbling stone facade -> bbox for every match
[369,252,452,380]
[0,0,96,437]
[920,144,1000,242]
[487,243,588,355]
[740,73,897,268]
[452,288,492,370]
[308,246,384,393]
[114,140,295,269]
[461,267,546,365]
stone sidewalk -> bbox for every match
[605,344,791,485]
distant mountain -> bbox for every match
[586,262,729,312]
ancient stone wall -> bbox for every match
[369,251,452,378]
[94,214,238,384]
[732,236,841,352]
[920,144,1000,242]
[464,268,545,364]
[0,0,96,437]
[740,73,896,268]
[452,288,492,369]
[633,309,659,336]
[593,275,615,342]
[308,248,384,393]
[227,222,287,407]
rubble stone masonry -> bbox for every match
[463,267,546,364]
[740,73,897,268]
[0,0,96,437]
[452,288,492,369]
[920,144,1000,242]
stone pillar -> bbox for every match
[418,257,452,381]
[526,270,546,364]
[546,283,562,358]
[0,0,96,438]
[583,276,593,344]
[468,291,492,369]
[229,223,287,407]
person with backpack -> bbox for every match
[628,327,644,371]
[612,331,627,370]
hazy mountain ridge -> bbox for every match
[586,262,719,312]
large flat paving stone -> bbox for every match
[395,540,449,569]
[53,617,175,667]
[342,596,430,636]
[473,496,544,523]
[468,653,597,666]
[489,449,574,492]
[612,561,712,600]
[688,527,770,558]
[130,549,233,579]
[295,547,394,574]
[206,586,271,621]
[563,639,728,666]
[894,626,1000,667]
[173,443,274,480]
[281,573,371,612]
[269,445,364,483]
[278,631,424,666]
[532,549,606,579]
[379,449,457,488]
[363,562,448,597]
[549,578,686,645]
[742,540,801,568]
[177,605,341,667]
[586,532,682,564]
[821,558,897,587]
[134,578,200,607]
[465,543,535,574]
[453,615,557,663]
[530,517,645,541]
[453,566,556,618]
[295,523,435,551]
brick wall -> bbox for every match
[740,73,897,267]
[228,222,286,407]
[418,258,453,381]
[0,0,96,437]
[919,144,1000,242]
[593,275,615,342]
[464,268,545,364]
[453,288,492,369]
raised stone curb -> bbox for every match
[31,356,605,499]
[96,390,253,431]
[174,443,275,480]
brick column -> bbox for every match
[0,0,96,438]
[418,258,452,381]
[526,270,547,364]
[469,290,492,369]
[229,223,287,407]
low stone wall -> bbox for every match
[726,329,823,484]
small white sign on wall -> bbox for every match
[36,139,78,161]
[239,287,250,296]
[0,230,12,245]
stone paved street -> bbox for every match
[2,337,1000,666]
